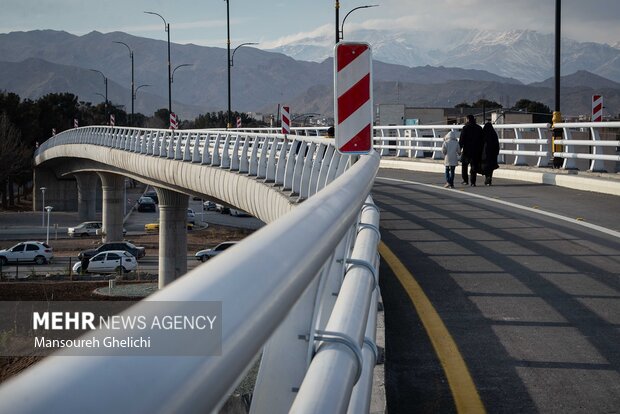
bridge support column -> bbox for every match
[75,173,98,222]
[156,188,188,288]
[98,172,125,242]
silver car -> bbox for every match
[0,241,54,265]
[68,221,102,237]
[195,242,237,262]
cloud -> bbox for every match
[259,24,333,49]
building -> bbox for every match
[375,104,537,125]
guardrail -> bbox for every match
[372,122,620,171]
[8,126,382,413]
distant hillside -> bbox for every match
[0,30,619,119]
[0,58,205,118]
[269,28,620,84]
[280,72,620,118]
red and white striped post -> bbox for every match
[281,106,290,135]
[334,42,373,154]
[74,118,78,129]
[170,112,178,130]
[592,95,603,122]
[110,114,115,127]
[236,116,242,128]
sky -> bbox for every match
[1,0,619,47]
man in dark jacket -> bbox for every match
[459,114,484,186]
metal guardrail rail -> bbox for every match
[372,122,620,171]
[4,126,382,413]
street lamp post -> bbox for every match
[230,43,258,67]
[39,187,46,227]
[145,11,172,125]
[228,42,258,129]
[45,206,53,244]
[172,64,193,84]
[225,0,231,129]
[89,69,108,122]
[335,1,340,44]
[552,0,563,168]
[114,41,134,126]
[340,4,379,41]
[134,84,151,100]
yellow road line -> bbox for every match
[379,241,486,414]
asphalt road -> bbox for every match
[376,169,620,413]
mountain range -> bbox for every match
[269,29,620,85]
[0,29,619,120]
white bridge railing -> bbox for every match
[3,127,381,413]
[239,122,620,172]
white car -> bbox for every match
[68,221,102,237]
[73,250,137,274]
[229,209,252,217]
[195,241,237,262]
[187,208,196,224]
[0,241,54,265]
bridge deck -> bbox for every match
[376,168,620,413]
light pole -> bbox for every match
[114,41,134,126]
[89,69,108,122]
[225,0,231,129]
[228,42,258,129]
[340,4,379,40]
[45,206,53,244]
[335,1,340,44]
[230,43,257,67]
[145,11,172,125]
[172,64,193,84]
[552,0,563,168]
[39,187,46,227]
[134,84,151,99]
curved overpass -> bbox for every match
[1,126,382,413]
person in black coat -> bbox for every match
[458,114,484,186]
[481,122,500,185]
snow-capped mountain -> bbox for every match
[268,29,620,84]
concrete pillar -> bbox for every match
[98,172,125,242]
[156,188,189,288]
[75,173,98,221]
[33,166,79,212]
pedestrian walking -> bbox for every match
[481,122,500,185]
[459,114,484,186]
[441,131,461,188]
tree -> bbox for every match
[513,99,551,114]
[472,99,502,109]
[0,113,29,208]
[455,102,471,108]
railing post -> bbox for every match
[589,127,606,172]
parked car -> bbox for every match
[229,208,252,217]
[195,241,237,262]
[68,221,102,237]
[137,196,157,212]
[73,250,137,274]
[187,208,196,224]
[0,241,54,265]
[144,190,158,204]
[145,221,194,233]
[78,241,146,261]
[203,201,217,211]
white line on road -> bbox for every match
[376,176,620,240]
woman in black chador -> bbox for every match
[481,122,500,186]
